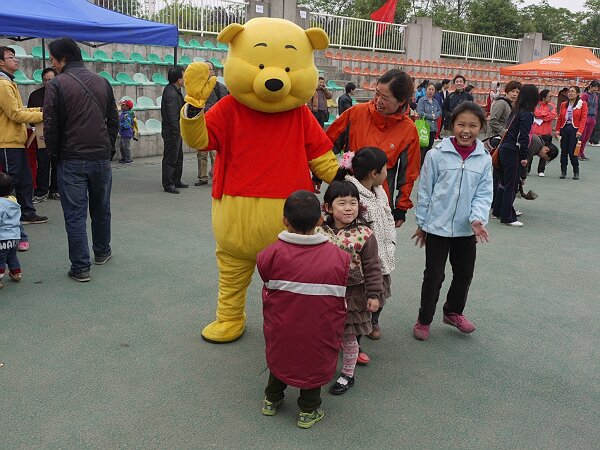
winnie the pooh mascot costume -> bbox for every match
[180,18,340,343]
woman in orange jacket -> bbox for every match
[555,86,588,180]
[531,89,557,176]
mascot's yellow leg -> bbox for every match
[202,195,286,343]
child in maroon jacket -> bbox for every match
[257,190,350,429]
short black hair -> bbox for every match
[434,82,442,92]
[323,181,360,227]
[48,38,82,64]
[377,69,414,113]
[351,147,388,181]
[504,80,522,93]
[318,76,325,81]
[42,67,57,78]
[442,79,450,86]
[451,101,487,129]
[345,82,356,93]
[0,173,13,197]
[453,74,466,84]
[590,80,600,88]
[546,142,559,161]
[283,190,322,233]
[168,65,185,84]
[0,46,15,61]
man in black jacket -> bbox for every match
[337,82,355,116]
[441,74,473,133]
[161,66,187,194]
[44,37,118,282]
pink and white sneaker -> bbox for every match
[443,313,476,333]
[17,241,29,252]
[413,321,430,341]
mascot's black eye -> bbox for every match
[285,67,290,72]
[259,64,265,70]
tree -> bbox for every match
[465,0,525,38]
[520,1,578,44]
[575,0,600,48]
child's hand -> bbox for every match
[367,297,380,312]
[411,227,426,247]
[471,220,489,243]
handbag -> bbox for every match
[415,119,430,147]
[488,115,516,169]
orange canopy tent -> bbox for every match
[500,46,600,80]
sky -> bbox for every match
[521,0,587,12]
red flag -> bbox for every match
[370,0,398,36]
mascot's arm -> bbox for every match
[179,62,217,151]
[309,151,339,184]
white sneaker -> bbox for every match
[538,172,545,177]
[506,221,523,227]
[515,210,522,217]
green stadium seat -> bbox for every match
[98,71,121,86]
[145,119,162,134]
[178,37,193,49]
[113,51,133,63]
[14,70,36,84]
[133,72,155,85]
[208,57,223,69]
[163,54,175,65]
[8,45,33,59]
[147,53,168,66]
[31,46,47,60]
[136,120,154,136]
[178,55,192,66]
[326,80,343,91]
[94,50,115,63]
[217,42,228,52]
[80,48,96,62]
[324,113,336,127]
[33,69,43,83]
[151,72,169,86]
[203,41,217,51]
[193,56,206,63]
[137,96,160,110]
[189,39,204,50]
[130,52,149,64]
[156,96,162,107]
[116,72,138,85]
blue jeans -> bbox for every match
[0,240,20,273]
[58,159,112,273]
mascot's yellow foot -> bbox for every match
[201,319,246,343]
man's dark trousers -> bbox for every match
[161,135,183,189]
[0,148,36,217]
[264,372,322,413]
[35,148,58,196]
[58,159,112,274]
[312,110,327,129]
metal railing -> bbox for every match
[93,0,247,35]
[310,13,405,53]
[549,42,600,58]
[441,30,521,63]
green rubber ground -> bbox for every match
[1,152,599,448]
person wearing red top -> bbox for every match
[555,86,588,180]
[257,191,350,429]
[532,89,557,176]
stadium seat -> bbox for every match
[133,72,154,85]
[32,69,42,83]
[31,46,47,60]
[203,40,217,51]
[189,39,204,50]
[94,50,115,63]
[178,55,192,66]
[326,80,343,91]
[163,54,175,65]
[193,56,206,63]
[116,72,138,85]
[80,48,96,62]
[151,72,169,86]
[137,96,159,110]
[147,53,168,66]
[325,51,335,60]
[14,69,36,84]
[381,56,389,64]
[208,57,223,69]
[325,113,336,127]
[130,52,149,64]
[178,37,193,49]
[372,55,381,64]
[145,119,162,134]
[343,66,353,74]
[8,45,32,59]
[98,71,121,86]
[136,120,154,136]
[156,96,162,107]
[390,56,399,64]
[217,42,228,52]
[113,51,133,63]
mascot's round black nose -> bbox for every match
[265,78,284,92]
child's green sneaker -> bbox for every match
[297,409,324,429]
[261,397,282,416]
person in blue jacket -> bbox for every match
[411,102,492,341]
[416,82,442,165]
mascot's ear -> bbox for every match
[218,23,245,44]
[305,27,329,50]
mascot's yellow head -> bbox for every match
[218,18,329,113]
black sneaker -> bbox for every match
[175,182,189,188]
[94,252,112,265]
[164,186,180,194]
[68,270,91,282]
[329,373,354,395]
[573,173,579,180]
[560,172,566,179]
[21,214,48,224]
[48,192,61,200]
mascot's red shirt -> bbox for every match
[205,95,332,199]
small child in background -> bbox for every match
[0,173,23,288]
[412,102,493,341]
[337,148,396,365]
[257,190,350,429]
[118,100,136,164]
[318,181,383,395]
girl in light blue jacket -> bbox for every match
[411,102,492,341]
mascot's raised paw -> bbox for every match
[184,62,217,109]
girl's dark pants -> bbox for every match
[560,124,579,175]
[418,234,476,325]
[265,372,321,413]
[494,146,520,223]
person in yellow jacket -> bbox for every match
[180,18,340,343]
[0,46,47,224]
